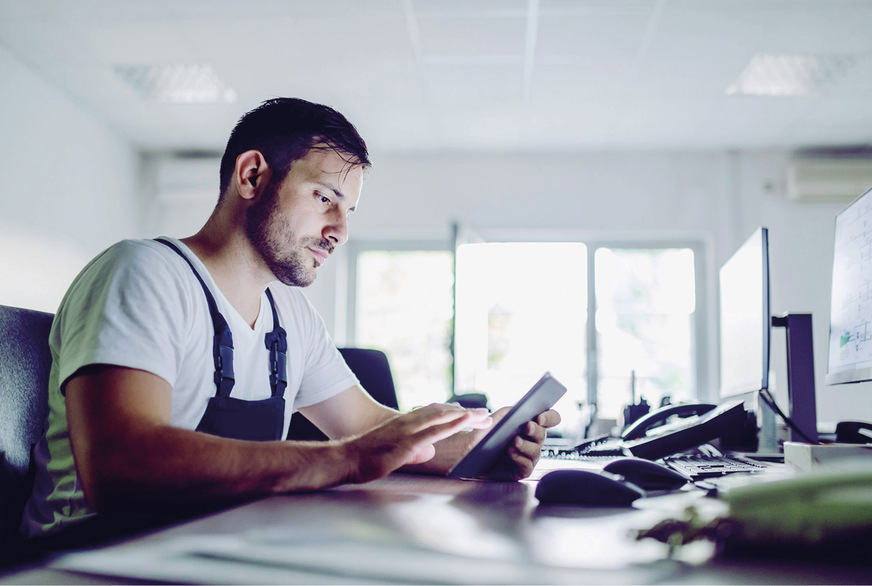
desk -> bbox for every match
[2,472,871,584]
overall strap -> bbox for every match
[154,238,235,398]
[263,289,288,399]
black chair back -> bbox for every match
[336,348,399,410]
[0,305,53,565]
[287,347,398,441]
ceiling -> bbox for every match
[1,0,871,155]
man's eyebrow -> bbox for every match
[317,182,356,212]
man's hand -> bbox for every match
[343,403,491,484]
[477,407,562,481]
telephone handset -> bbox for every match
[621,402,717,441]
[622,400,746,460]
[562,400,747,461]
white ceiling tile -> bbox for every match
[416,13,527,58]
[609,97,718,147]
[535,12,651,61]
[782,96,872,145]
[434,107,526,150]
[692,96,815,148]
[423,61,525,105]
[89,22,202,64]
[530,61,633,105]
[828,58,872,96]
[0,0,870,152]
[540,0,657,16]
[412,0,527,18]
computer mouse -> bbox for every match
[535,469,645,507]
[602,457,690,491]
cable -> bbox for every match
[758,388,819,445]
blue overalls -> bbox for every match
[156,239,288,441]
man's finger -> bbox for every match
[508,441,536,479]
[412,414,482,445]
[520,421,547,444]
[536,409,561,429]
[513,434,543,462]
[403,405,490,434]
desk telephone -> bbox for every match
[621,402,717,441]
[549,400,746,461]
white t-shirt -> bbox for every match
[21,238,357,538]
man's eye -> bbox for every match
[318,194,331,204]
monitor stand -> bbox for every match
[771,313,818,443]
[756,396,778,452]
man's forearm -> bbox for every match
[65,367,358,513]
[83,424,355,513]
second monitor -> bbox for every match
[719,226,818,446]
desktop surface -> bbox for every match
[3,471,872,585]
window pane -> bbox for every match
[355,250,454,410]
[595,248,696,419]
[455,242,587,436]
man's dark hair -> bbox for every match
[218,97,370,198]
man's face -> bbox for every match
[245,147,363,287]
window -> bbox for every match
[594,247,698,419]
[350,239,704,436]
[350,243,454,410]
[454,243,588,432]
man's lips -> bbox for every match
[309,247,329,264]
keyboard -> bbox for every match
[542,438,774,480]
[662,453,769,480]
[541,434,628,460]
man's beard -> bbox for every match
[245,179,332,287]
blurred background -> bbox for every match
[2,0,871,436]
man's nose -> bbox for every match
[324,212,348,246]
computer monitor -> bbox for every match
[719,227,771,398]
[826,187,872,385]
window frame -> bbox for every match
[584,239,709,410]
[346,236,709,409]
[344,238,452,351]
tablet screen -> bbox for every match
[448,372,567,479]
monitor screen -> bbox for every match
[826,187,872,385]
[719,227,771,398]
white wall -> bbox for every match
[0,44,141,313]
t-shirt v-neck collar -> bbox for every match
[163,237,269,337]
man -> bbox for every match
[22,98,559,542]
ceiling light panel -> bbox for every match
[114,64,237,103]
[727,53,860,96]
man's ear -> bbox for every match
[234,150,271,201]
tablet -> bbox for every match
[448,372,567,479]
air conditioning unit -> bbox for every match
[786,157,872,203]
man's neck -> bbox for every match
[181,228,272,329]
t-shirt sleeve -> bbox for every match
[287,292,359,409]
[53,241,195,392]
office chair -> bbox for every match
[286,347,399,441]
[0,305,53,566]
[336,347,399,410]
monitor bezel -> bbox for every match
[718,226,771,398]
[825,187,872,386]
